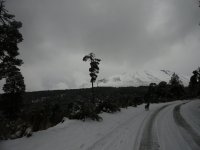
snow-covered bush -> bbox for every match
[96,98,120,113]
[68,101,102,121]
[0,118,32,140]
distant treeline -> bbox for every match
[0,86,148,116]
[0,86,148,140]
[23,86,148,104]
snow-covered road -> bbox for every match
[137,104,170,150]
[1,100,200,150]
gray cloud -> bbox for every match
[1,0,200,91]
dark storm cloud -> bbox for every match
[2,0,200,91]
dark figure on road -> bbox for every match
[145,103,150,111]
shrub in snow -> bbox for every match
[96,98,120,113]
[29,105,53,131]
[61,117,68,123]
[49,104,63,124]
[10,134,17,139]
[15,130,22,137]
[68,101,102,121]
[24,127,32,137]
[0,117,33,140]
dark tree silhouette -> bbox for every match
[145,83,157,103]
[0,0,25,118]
[197,68,200,95]
[2,67,25,118]
[189,67,200,97]
[169,73,182,85]
[83,52,101,103]
[3,67,25,94]
[156,81,168,101]
[169,73,185,99]
[189,70,198,97]
[0,0,23,69]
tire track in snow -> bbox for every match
[85,110,148,150]
[173,103,200,148]
[138,104,170,150]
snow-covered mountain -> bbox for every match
[95,70,189,87]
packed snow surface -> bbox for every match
[1,100,200,150]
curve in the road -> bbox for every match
[173,103,200,148]
[86,110,148,150]
[138,104,170,150]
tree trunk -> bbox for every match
[91,81,94,104]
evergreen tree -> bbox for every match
[189,67,200,97]
[145,83,157,103]
[156,81,168,101]
[78,52,102,121]
[169,73,185,99]
[197,67,200,96]
[189,70,199,97]
[169,73,182,86]
[83,52,101,103]
[0,0,25,118]
[3,67,25,94]
[0,0,23,71]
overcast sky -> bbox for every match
[2,0,200,91]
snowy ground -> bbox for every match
[0,100,200,150]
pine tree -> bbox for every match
[169,73,182,86]
[78,52,102,121]
[0,0,23,70]
[157,81,168,101]
[197,67,200,96]
[0,0,25,118]
[189,70,198,97]
[146,83,157,103]
[2,68,25,118]
[83,52,101,103]
[3,67,25,94]
[169,73,185,99]
[189,67,200,97]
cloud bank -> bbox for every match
[1,0,200,91]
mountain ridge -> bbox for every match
[87,70,190,88]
